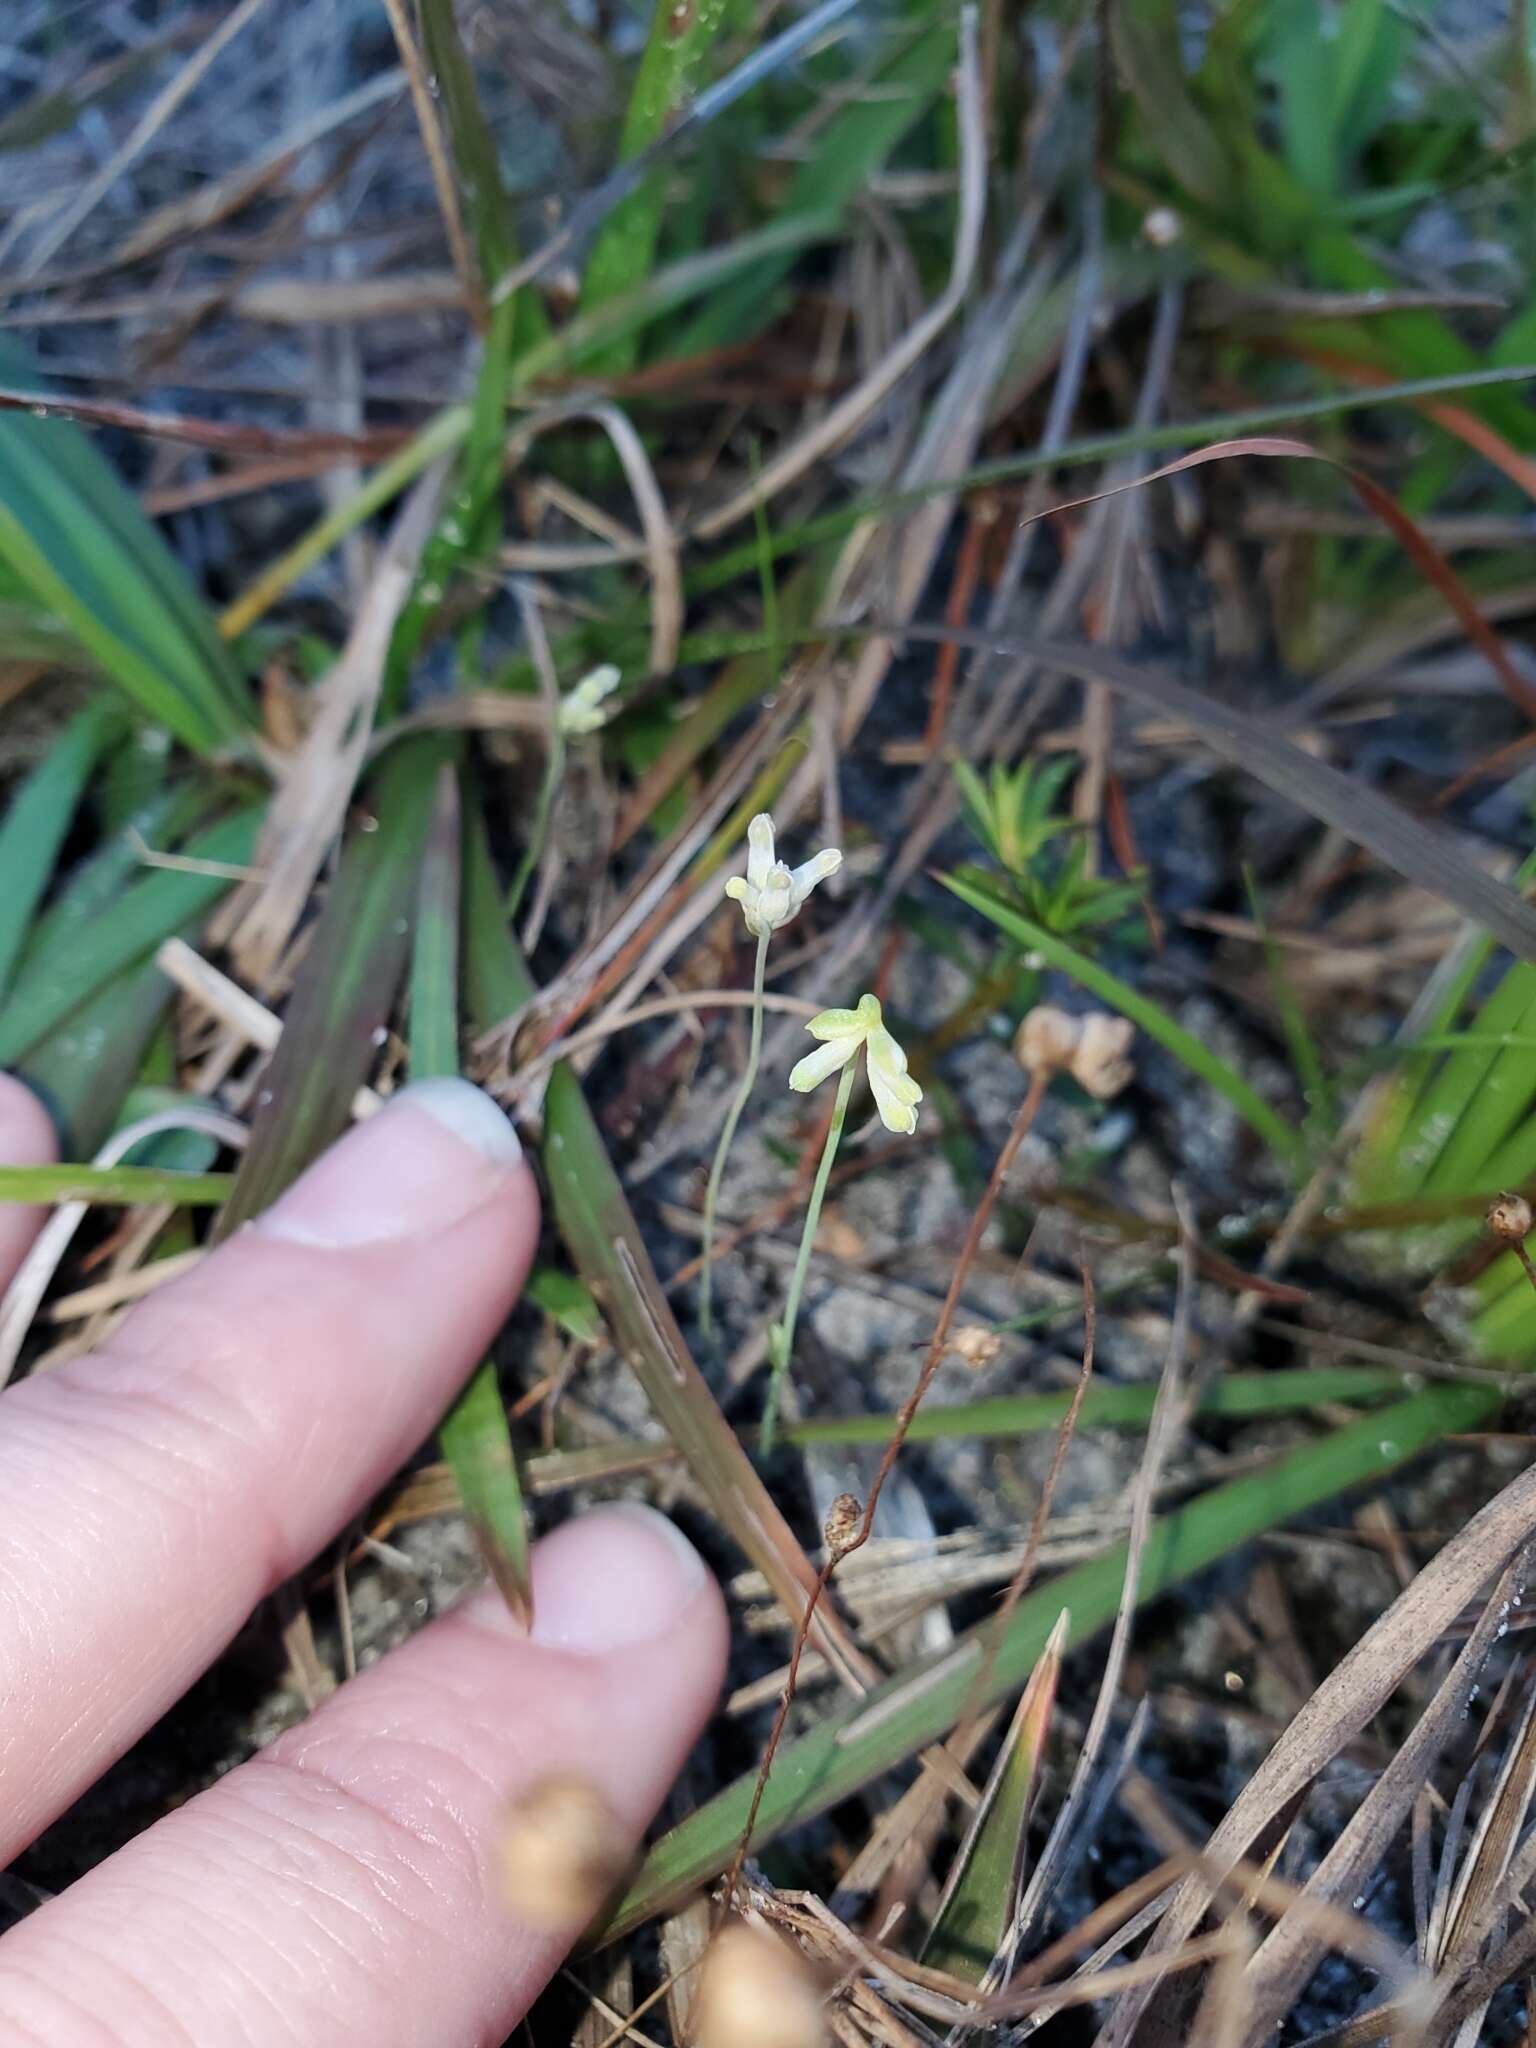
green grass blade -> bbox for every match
[923,1611,1066,1984]
[0,343,252,754]
[409,764,533,1625]
[522,1367,1412,1493]
[672,17,955,354]
[418,0,545,350]
[0,1164,230,1205]
[408,765,464,1082]
[941,869,1306,1171]
[0,698,123,1001]
[0,807,262,1066]
[576,0,736,375]
[215,745,447,1237]
[606,1379,1497,1935]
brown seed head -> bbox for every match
[1069,1013,1136,1100]
[1014,1004,1082,1079]
[694,1923,826,2048]
[499,1773,630,1931]
[1487,1192,1534,1245]
[949,1323,1002,1370]
[823,1493,861,1557]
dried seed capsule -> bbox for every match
[1487,1193,1534,1244]
[1069,1013,1136,1100]
[694,1923,826,2048]
[499,1773,630,1931]
[949,1323,1002,1370]
[823,1493,861,1557]
[1014,1004,1081,1080]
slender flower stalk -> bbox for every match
[699,928,769,1337]
[699,814,840,1338]
[760,992,921,1452]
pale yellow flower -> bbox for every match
[788,992,921,1135]
[724,813,841,939]
[557,663,621,737]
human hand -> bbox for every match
[0,1074,727,2044]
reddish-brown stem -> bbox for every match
[720,1069,1051,1909]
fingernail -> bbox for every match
[257,1077,522,1249]
[531,1505,708,1655]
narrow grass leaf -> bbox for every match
[576,0,734,375]
[525,1265,606,1346]
[410,764,533,1626]
[0,697,123,1000]
[215,744,447,1236]
[0,1163,230,1205]
[0,807,262,1066]
[923,1609,1067,1984]
[0,342,252,753]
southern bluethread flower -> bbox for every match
[724,813,841,939]
[788,992,922,1135]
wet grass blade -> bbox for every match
[0,697,123,1001]
[604,1380,1498,1935]
[410,765,533,1626]
[941,868,1306,1170]
[215,744,447,1237]
[0,806,262,1066]
[0,1163,230,1204]
[923,1609,1067,1985]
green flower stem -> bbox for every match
[699,928,770,1338]
[761,1052,858,1454]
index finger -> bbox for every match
[0,1077,539,1863]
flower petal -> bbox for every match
[868,1057,921,1133]
[788,846,842,905]
[745,813,775,893]
[804,1006,866,1040]
[723,877,748,903]
[789,1037,857,1093]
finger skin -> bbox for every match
[0,1076,57,1293]
[0,1510,729,2048]
[0,1086,539,1863]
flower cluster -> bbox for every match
[725,814,841,940]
